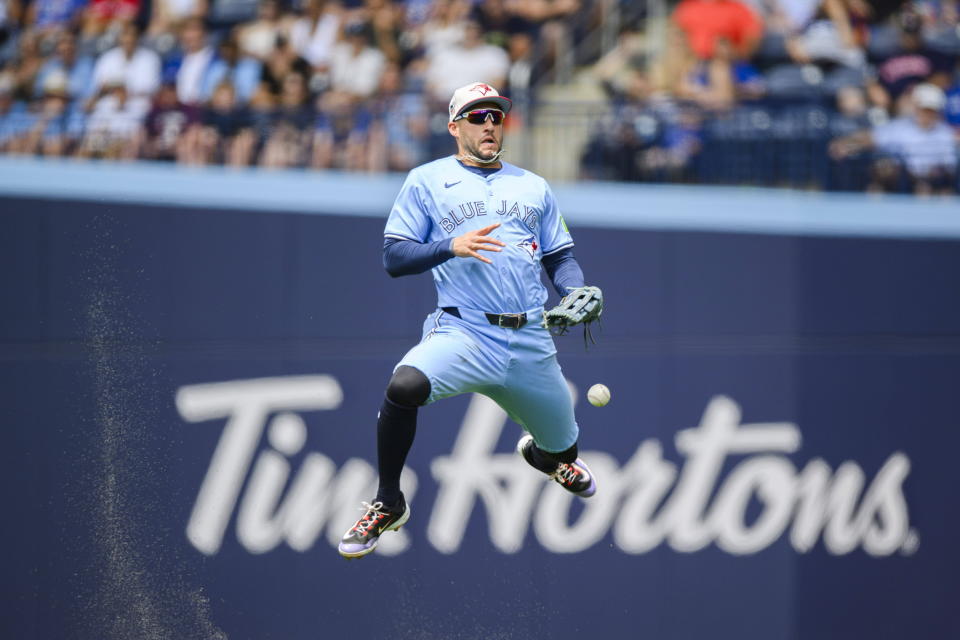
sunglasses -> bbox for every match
[454,109,505,125]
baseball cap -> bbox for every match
[913,83,946,111]
[448,82,512,122]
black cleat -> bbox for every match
[516,434,596,497]
[338,496,410,559]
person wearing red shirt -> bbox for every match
[673,0,764,60]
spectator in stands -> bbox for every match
[289,0,340,78]
[642,104,704,182]
[77,79,144,159]
[866,6,956,116]
[312,87,373,169]
[470,0,533,49]
[826,81,873,190]
[402,0,432,30]
[141,78,198,161]
[419,0,470,57]
[260,70,313,167]
[1,0,22,51]
[200,31,261,104]
[506,0,581,27]
[0,70,20,152]
[8,28,43,100]
[174,17,214,106]
[502,0,582,81]
[504,30,538,99]
[915,0,959,33]
[579,103,661,181]
[88,22,161,114]
[856,0,900,23]
[329,20,386,100]
[676,39,736,111]
[182,80,251,164]
[82,0,141,39]
[24,0,84,39]
[757,0,822,36]
[366,61,428,171]
[22,70,83,155]
[424,18,509,103]
[672,0,764,62]
[830,83,958,194]
[239,0,293,61]
[147,0,208,38]
[260,32,310,97]
[830,83,870,136]
[946,76,960,130]
[784,0,865,68]
[230,83,273,164]
[676,36,765,111]
[592,24,648,103]
[33,29,94,102]
[361,0,404,65]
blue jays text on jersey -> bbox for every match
[436,199,543,235]
[384,156,574,314]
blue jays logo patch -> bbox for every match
[518,236,538,259]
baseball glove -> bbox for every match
[542,285,604,345]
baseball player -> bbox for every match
[338,82,604,559]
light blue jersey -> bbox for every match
[387,156,581,453]
[384,156,574,313]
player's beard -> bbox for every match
[462,135,503,164]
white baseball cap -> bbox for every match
[448,82,512,122]
[913,83,946,111]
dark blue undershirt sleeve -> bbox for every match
[541,247,585,296]
[383,236,456,277]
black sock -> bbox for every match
[375,396,417,508]
[530,441,578,473]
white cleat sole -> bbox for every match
[338,504,411,559]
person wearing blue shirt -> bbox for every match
[830,83,958,194]
[200,34,262,105]
[339,82,601,559]
[32,30,94,103]
[945,82,960,129]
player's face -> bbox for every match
[449,106,504,162]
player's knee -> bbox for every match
[386,365,431,407]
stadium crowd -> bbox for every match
[0,0,581,170]
[0,0,958,193]
[583,0,960,193]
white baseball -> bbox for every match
[587,384,610,407]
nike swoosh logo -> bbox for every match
[444,181,461,188]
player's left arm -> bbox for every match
[541,247,584,297]
[538,183,592,297]
[539,184,603,338]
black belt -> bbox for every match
[441,307,528,329]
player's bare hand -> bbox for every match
[452,223,506,265]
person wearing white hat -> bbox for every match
[338,82,603,559]
[830,83,957,194]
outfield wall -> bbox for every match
[2,159,959,639]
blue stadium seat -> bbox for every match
[765,64,824,101]
[821,67,868,97]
